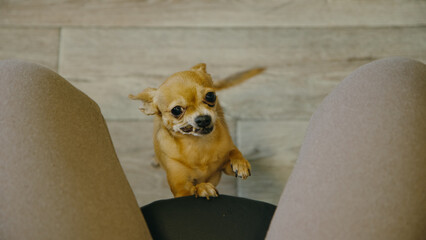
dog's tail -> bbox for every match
[213,67,265,91]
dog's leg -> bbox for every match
[225,149,251,179]
[168,177,219,199]
[166,173,194,197]
[192,182,219,200]
[223,162,234,176]
[188,173,222,199]
[207,171,222,187]
[166,160,219,199]
[165,163,194,197]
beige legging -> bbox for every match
[0,60,152,239]
[0,58,425,240]
[267,57,426,239]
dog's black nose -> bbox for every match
[195,115,212,128]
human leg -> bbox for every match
[0,60,151,239]
[267,57,426,239]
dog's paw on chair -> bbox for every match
[191,182,219,200]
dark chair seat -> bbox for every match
[141,195,276,240]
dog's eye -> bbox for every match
[171,106,183,117]
[205,92,216,103]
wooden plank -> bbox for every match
[68,76,156,121]
[61,27,426,120]
[218,61,360,121]
[0,27,59,70]
[1,0,425,27]
[237,120,310,167]
[60,27,426,78]
[106,120,237,206]
[237,163,293,205]
[106,120,171,206]
[237,120,310,204]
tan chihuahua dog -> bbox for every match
[129,64,264,199]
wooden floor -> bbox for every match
[1,0,425,206]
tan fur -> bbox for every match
[129,64,263,199]
[214,67,265,90]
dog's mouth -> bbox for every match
[180,125,194,133]
[195,126,214,135]
[180,125,214,135]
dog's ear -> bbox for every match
[128,88,159,115]
[191,63,207,73]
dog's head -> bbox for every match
[129,63,219,136]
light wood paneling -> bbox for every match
[237,120,309,204]
[60,27,426,121]
[1,0,425,27]
[218,61,362,121]
[238,163,293,205]
[107,120,172,206]
[238,120,310,167]
[107,120,237,206]
[67,76,156,120]
[59,27,426,78]
[0,27,59,70]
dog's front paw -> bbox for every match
[230,158,251,180]
[191,182,219,200]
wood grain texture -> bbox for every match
[0,27,59,70]
[218,61,361,121]
[237,120,309,204]
[238,120,310,167]
[107,120,172,206]
[107,120,237,206]
[59,27,426,78]
[1,0,425,27]
[60,27,426,121]
[237,163,293,205]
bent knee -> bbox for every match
[341,57,426,95]
[0,60,59,86]
[0,59,100,114]
[321,57,426,120]
[308,56,426,165]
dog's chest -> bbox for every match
[181,143,226,168]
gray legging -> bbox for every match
[0,58,425,240]
[267,57,426,239]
